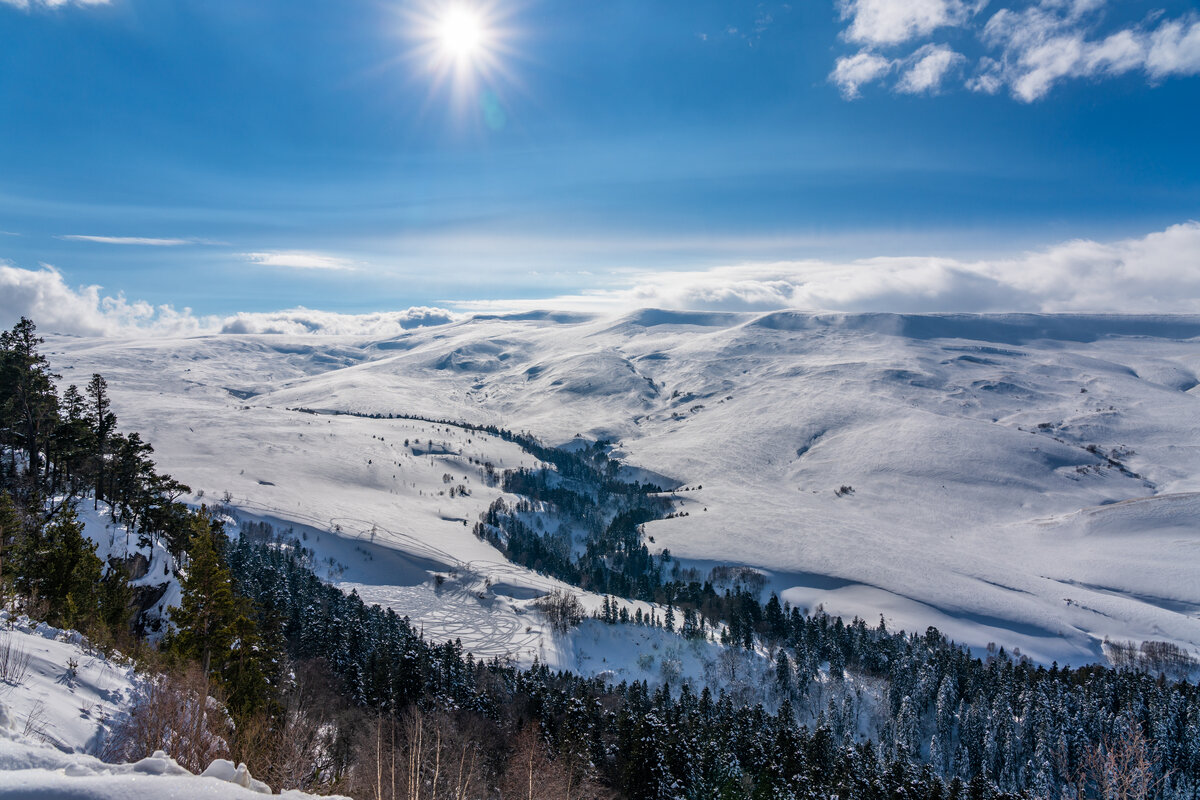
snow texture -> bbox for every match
[42,310,1200,667]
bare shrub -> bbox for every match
[0,632,32,687]
[22,699,49,742]
[103,666,232,773]
[232,682,336,794]
[534,589,584,635]
[1070,716,1169,800]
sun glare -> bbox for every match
[402,0,519,120]
[438,8,484,59]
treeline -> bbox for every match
[228,520,1031,800]
[289,405,665,493]
[586,575,1200,800]
[476,460,674,599]
[473,410,1200,799]
[0,318,190,642]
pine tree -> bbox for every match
[221,609,274,718]
[168,510,239,675]
[98,565,134,636]
[0,491,21,603]
[14,506,102,629]
[764,593,786,642]
[775,649,793,696]
[86,373,117,509]
[0,317,59,488]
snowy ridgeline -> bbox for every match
[44,310,1200,666]
[0,614,348,799]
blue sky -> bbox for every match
[1,0,1199,330]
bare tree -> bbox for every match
[349,707,486,800]
[534,589,584,635]
[1069,717,1169,800]
[497,726,613,800]
[231,681,336,794]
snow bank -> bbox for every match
[0,739,348,799]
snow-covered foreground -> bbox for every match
[0,612,136,755]
[45,310,1200,666]
[0,615,347,799]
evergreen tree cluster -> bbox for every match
[228,523,1035,800]
[475,464,672,599]
[1,317,276,708]
[0,317,193,556]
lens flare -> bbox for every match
[394,0,522,126]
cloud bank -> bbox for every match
[460,221,1200,315]
[832,0,1200,101]
[0,264,459,338]
[217,307,459,336]
[3,222,1200,336]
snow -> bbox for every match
[0,743,349,799]
[0,617,349,799]
[73,504,182,637]
[42,310,1200,667]
[0,612,138,755]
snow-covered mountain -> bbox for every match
[45,310,1200,667]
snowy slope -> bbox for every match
[44,311,1200,666]
[0,616,350,799]
[0,612,138,755]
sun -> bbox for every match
[400,0,519,119]
[437,7,485,60]
[419,2,501,77]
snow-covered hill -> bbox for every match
[44,310,1200,666]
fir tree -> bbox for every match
[0,317,59,488]
[168,510,239,675]
[0,491,21,603]
[14,506,102,629]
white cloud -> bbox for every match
[1084,29,1148,75]
[217,307,460,336]
[976,9,1200,101]
[0,263,458,337]
[0,264,206,338]
[244,251,357,271]
[833,0,1200,101]
[896,44,965,93]
[6,223,1200,336]
[830,51,895,98]
[1146,16,1200,79]
[456,221,1200,315]
[59,235,198,246]
[0,0,111,9]
[838,0,980,46]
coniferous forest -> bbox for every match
[3,315,1200,800]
